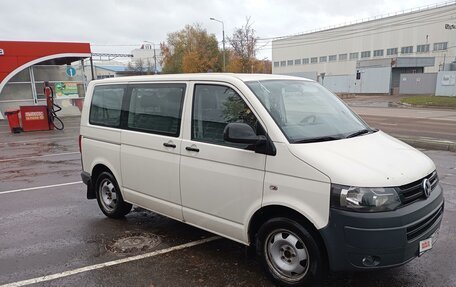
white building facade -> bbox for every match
[131,43,163,73]
[272,2,456,92]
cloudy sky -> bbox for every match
[0,0,448,59]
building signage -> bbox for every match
[0,49,4,56]
[24,111,45,121]
[445,24,456,30]
[55,82,79,98]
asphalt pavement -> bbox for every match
[0,116,455,287]
[349,102,456,152]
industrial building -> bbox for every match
[272,2,456,95]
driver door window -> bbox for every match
[192,84,259,149]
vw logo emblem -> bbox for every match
[422,179,432,198]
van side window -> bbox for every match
[89,85,125,128]
[192,84,258,148]
[127,84,185,137]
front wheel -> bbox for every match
[95,171,132,218]
[256,218,325,286]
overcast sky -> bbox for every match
[0,0,448,60]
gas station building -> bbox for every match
[0,41,93,120]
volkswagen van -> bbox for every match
[80,74,443,286]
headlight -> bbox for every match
[331,184,401,212]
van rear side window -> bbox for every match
[127,84,186,137]
[89,85,125,128]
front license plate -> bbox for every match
[419,229,439,255]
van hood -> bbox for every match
[288,131,435,187]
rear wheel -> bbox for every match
[95,171,132,218]
[256,217,324,286]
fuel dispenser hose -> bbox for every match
[46,86,64,130]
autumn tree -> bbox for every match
[160,24,222,73]
[227,17,258,73]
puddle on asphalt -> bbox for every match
[106,232,162,254]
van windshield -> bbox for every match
[246,80,373,143]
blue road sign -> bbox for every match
[66,67,76,77]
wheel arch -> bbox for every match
[248,205,328,263]
[90,161,123,195]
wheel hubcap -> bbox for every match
[100,179,117,211]
[265,229,310,282]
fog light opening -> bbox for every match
[362,255,381,267]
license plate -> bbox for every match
[419,229,439,255]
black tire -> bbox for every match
[95,171,132,218]
[256,217,325,287]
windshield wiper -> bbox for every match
[345,129,375,138]
[294,136,342,143]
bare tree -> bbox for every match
[227,17,258,73]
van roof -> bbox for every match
[91,73,314,84]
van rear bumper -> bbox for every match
[320,184,444,272]
[81,171,96,199]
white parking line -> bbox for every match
[0,181,83,195]
[378,122,398,126]
[0,236,220,287]
[0,136,76,146]
[0,152,79,163]
[0,127,80,135]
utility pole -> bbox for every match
[210,17,225,72]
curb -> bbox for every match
[394,135,456,153]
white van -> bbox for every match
[80,74,443,286]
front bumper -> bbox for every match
[320,184,444,272]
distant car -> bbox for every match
[80,73,443,286]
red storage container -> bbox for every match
[20,106,51,132]
[4,109,22,133]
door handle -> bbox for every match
[163,142,176,148]
[185,146,200,152]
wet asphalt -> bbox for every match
[0,117,455,287]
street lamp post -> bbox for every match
[210,17,225,72]
[144,41,158,74]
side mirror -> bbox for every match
[223,123,266,145]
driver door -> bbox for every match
[180,83,266,242]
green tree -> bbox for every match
[160,24,222,73]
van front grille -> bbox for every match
[397,171,439,205]
[406,205,443,241]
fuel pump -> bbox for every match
[44,82,64,130]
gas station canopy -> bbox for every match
[0,40,91,89]
[0,41,92,120]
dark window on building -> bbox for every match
[294,59,302,65]
[373,49,384,57]
[280,61,286,67]
[287,60,294,66]
[417,44,430,53]
[433,42,448,51]
[273,61,279,67]
[303,58,310,64]
[310,57,318,64]
[127,84,186,137]
[319,56,327,63]
[401,46,413,54]
[387,48,398,55]
[192,84,258,149]
[339,54,347,61]
[349,52,359,60]
[328,55,337,62]
[361,51,371,58]
[89,85,125,128]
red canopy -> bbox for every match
[0,40,91,85]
